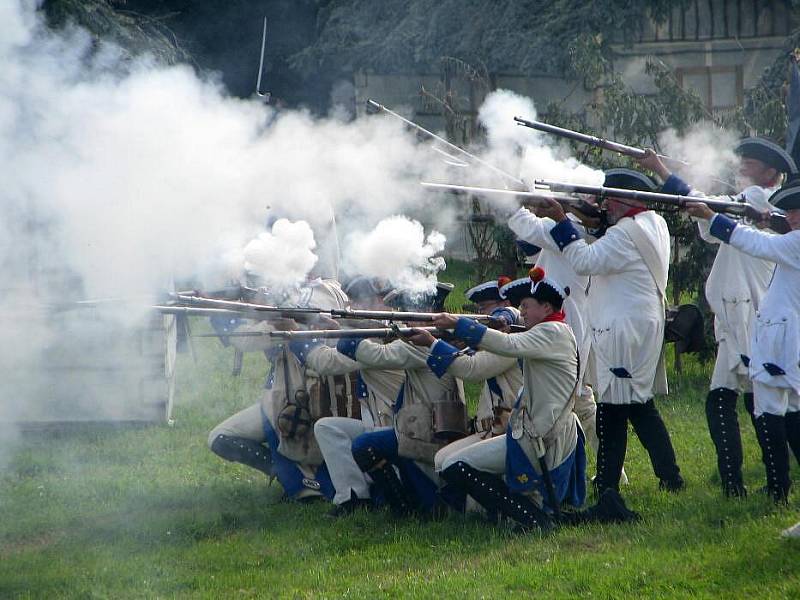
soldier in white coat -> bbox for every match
[300,276,405,516]
[206,277,349,501]
[687,181,800,502]
[412,270,589,529]
[539,169,685,493]
[343,288,467,516]
[507,174,634,486]
[640,138,797,496]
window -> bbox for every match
[675,65,743,110]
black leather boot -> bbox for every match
[629,399,684,492]
[353,444,415,516]
[784,411,800,467]
[210,434,274,476]
[705,388,746,497]
[754,413,791,504]
[562,489,641,525]
[441,461,552,531]
[743,392,758,432]
[594,403,629,493]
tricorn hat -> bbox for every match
[735,137,797,175]
[604,168,658,192]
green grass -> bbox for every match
[2,262,800,599]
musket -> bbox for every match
[421,181,604,219]
[366,98,525,188]
[255,16,271,102]
[330,308,493,322]
[155,306,250,319]
[268,326,441,340]
[539,179,791,233]
[171,295,326,321]
[514,116,737,192]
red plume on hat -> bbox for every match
[529,266,545,283]
[497,275,512,288]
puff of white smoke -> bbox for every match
[659,125,739,193]
[477,89,604,189]
[243,219,318,289]
[343,217,446,297]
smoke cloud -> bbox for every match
[659,124,739,194]
[343,216,446,297]
[243,219,318,289]
[0,0,619,462]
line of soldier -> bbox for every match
[204,135,800,533]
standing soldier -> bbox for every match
[539,169,685,493]
[687,181,800,503]
[639,138,796,496]
[508,170,638,485]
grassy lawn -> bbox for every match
[2,262,800,598]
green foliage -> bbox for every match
[292,1,686,78]
[42,0,189,64]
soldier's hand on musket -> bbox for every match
[636,148,671,180]
[685,201,716,220]
[432,313,459,329]
[405,328,437,347]
[537,198,567,222]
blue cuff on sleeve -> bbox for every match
[549,219,582,251]
[661,174,691,196]
[336,337,362,360]
[709,213,738,243]
[289,339,322,366]
[454,317,488,347]
[427,340,460,378]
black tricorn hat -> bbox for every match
[768,177,800,210]
[604,168,658,192]
[736,137,798,175]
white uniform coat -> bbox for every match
[226,279,349,465]
[696,185,776,388]
[305,345,404,429]
[471,322,579,472]
[553,211,670,404]
[508,208,592,382]
[353,339,465,463]
[719,221,800,394]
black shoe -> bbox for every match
[658,476,685,493]
[564,489,640,525]
[326,497,372,518]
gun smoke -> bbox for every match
[0,0,718,466]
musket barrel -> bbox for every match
[514,117,646,158]
[367,98,525,187]
[269,326,440,340]
[155,306,247,318]
[172,295,324,316]
[538,180,749,214]
[331,308,492,322]
[421,181,603,219]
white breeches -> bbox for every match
[439,434,506,475]
[207,403,265,448]
[314,417,372,505]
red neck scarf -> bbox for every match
[622,206,648,219]
[541,309,566,323]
